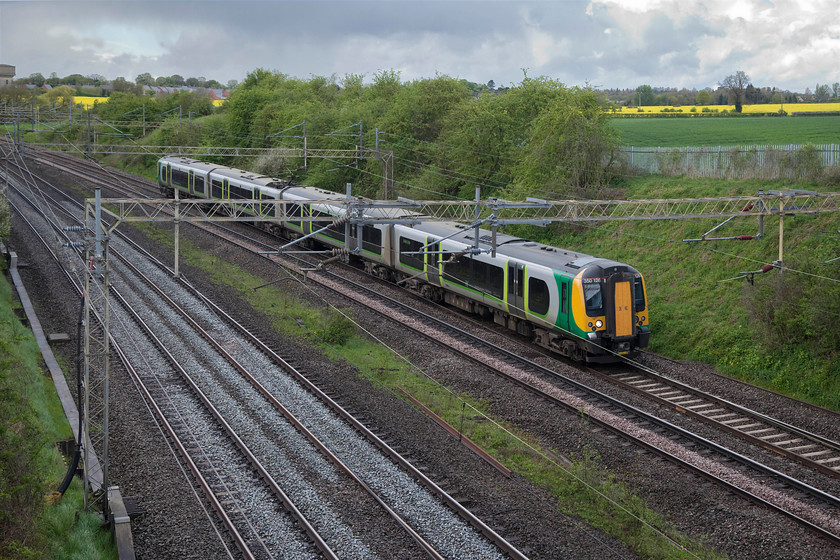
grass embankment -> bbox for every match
[133,221,724,559]
[0,262,117,560]
[610,115,840,147]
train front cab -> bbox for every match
[573,265,650,363]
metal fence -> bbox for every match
[621,144,840,179]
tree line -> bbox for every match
[605,71,840,110]
[10,68,840,111]
[9,72,237,97]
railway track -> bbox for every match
[8,189,304,558]
[6,148,528,559]
[587,361,840,478]
[11,146,840,554]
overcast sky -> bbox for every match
[1,0,838,92]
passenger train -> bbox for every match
[158,156,650,362]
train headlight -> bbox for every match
[595,320,603,329]
[588,322,593,328]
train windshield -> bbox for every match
[583,283,603,314]
[634,278,646,310]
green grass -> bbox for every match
[610,115,840,147]
[132,221,725,559]
[0,262,117,560]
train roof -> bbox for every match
[402,221,635,275]
[160,156,287,187]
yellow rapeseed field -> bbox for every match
[72,96,225,109]
[612,102,840,114]
[73,96,108,109]
[68,97,840,114]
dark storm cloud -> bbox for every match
[1,1,837,91]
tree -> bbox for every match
[634,85,654,106]
[814,83,831,102]
[506,81,620,199]
[171,74,185,86]
[695,89,711,105]
[719,70,750,112]
[27,72,45,87]
[487,79,495,91]
[46,72,60,87]
[37,85,74,108]
[135,72,154,86]
[87,73,105,86]
[61,73,86,86]
[833,82,840,99]
[111,76,140,94]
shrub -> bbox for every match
[820,164,840,187]
[743,257,840,360]
[317,309,356,346]
[792,143,822,182]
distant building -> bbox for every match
[0,64,15,87]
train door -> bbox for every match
[188,170,195,195]
[426,242,441,284]
[558,278,570,331]
[223,178,230,199]
[508,262,526,318]
[607,274,634,338]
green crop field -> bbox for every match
[609,115,840,147]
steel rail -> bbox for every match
[588,363,840,478]
[7,176,333,559]
[108,281,338,559]
[112,246,448,560]
[117,231,531,560]
[5,196,251,559]
[304,267,840,547]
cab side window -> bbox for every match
[528,277,550,315]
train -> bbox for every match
[158,155,650,362]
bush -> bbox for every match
[792,143,822,182]
[820,164,840,187]
[743,257,840,360]
[317,309,356,346]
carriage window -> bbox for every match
[315,211,344,242]
[211,179,223,199]
[399,237,424,270]
[288,203,302,228]
[172,168,188,189]
[362,226,382,255]
[474,260,504,299]
[528,278,550,315]
[194,176,205,195]
[584,282,604,315]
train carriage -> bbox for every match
[387,221,649,362]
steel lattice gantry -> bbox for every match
[80,188,839,516]
[93,189,840,226]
